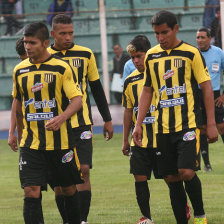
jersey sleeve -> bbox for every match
[122,81,133,109]
[192,49,211,84]
[144,53,152,87]
[63,65,82,99]
[87,50,100,82]
[12,68,22,101]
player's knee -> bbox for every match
[24,186,40,198]
[179,169,195,181]
[61,185,77,196]
[81,165,90,181]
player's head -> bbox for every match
[151,10,179,50]
[113,44,123,57]
[16,37,27,61]
[51,14,74,50]
[196,27,211,51]
[126,35,151,72]
[23,22,50,60]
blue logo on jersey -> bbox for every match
[134,104,156,113]
[160,97,185,108]
[143,116,155,124]
[24,98,56,109]
[159,84,186,96]
[27,112,54,121]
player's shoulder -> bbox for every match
[72,44,93,54]
[47,45,58,54]
[179,41,200,54]
[14,58,31,73]
[123,69,143,91]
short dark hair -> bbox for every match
[197,27,211,37]
[52,14,72,28]
[127,35,151,54]
[16,37,26,56]
[151,10,177,29]
[23,22,49,42]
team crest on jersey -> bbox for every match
[174,58,183,68]
[73,58,81,68]
[44,73,54,83]
[31,82,43,92]
[163,70,174,80]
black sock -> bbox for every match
[79,190,91,222]
[55,195,68,224]
[39,193,44,224]
[135,181,151,219]
[200,134,210,166]
[64,191,80,224]
[221,134,224,143]
[168,181,188,224]
[23,197,43,224]
[184,174,205,216]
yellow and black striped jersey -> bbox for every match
[123,69,157,148]
[48,44,99,128]
[12,55,82,150]
[144,41,210,134]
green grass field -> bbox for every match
[0,133,223,224]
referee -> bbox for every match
[11,22,83,224]
[133,11,218,224]
[48,14,113,224]
[196,27,224,172]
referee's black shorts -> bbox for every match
[19,147,83,190]
[156,129,201,176]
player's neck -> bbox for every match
[30,51,51,64]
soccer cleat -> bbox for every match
[194,217,207,224]
[204,164,212,172]
[186,202,191,220]
[81,222,88,224]
[137,217,154,224]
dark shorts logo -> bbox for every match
[62,150,74,163]
[80,131,92,140]
[44,73,54,83]
[174,58,183,68]
[73,58,81,68]
[183,131,196,141]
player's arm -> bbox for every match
[45,95,82,131]
[200,80,218,143]
[122,108,132,156]
[132,86,153,146]
[89,79,113,140]
[16,99,23,143]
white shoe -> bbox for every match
[81,221,88,224]
[137,217,154,224]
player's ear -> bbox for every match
[174,24,179,33]
[44,39,50,48]
[51,30,54,38]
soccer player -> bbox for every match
[196,27,224,172]
[122,35,159,224]
[10,22,83,224]
[132,11,218,224]
[47,14,113,224]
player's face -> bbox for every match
[51,23,74,50]
[196,31,211,51]
[24,36,48,62]
[130,51,146,73]
[153,23,179,50]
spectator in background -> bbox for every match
[211,6,222,48]
[15,0,23,19]
[121,59,136,86]
[203,0,219,28]
[1,0,22,37]
[47,0,73,26]
[111,43,130,104]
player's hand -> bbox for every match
[8,133,19,152]
[206,124,218,143]
[103,121,113,141]
[45,115,65,131]
[214,95,224,107]
[132,125,142,147]
[122,141,130,156]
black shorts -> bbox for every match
[156,129,201,176]
[19,147,83,190]
[72,125,93,168]
[130,146,162,180]
[200,90,224,124]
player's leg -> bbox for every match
[216,105,224,143]
[156,133,188,224]
[19,147,47,224]
[74,125,93,223]
[177,129,207,223]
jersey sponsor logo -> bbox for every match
[183,130,196,141]
[80,131,92,140]
[24,98,56,109]
[152,54,161,58]
[163,70,174,80]
[174,58,183,68]
[134,104,156,113]
[143,116,155,124]
[44,73,54,83]
[62,150,74,163]
[27,112,54,121]
[131,76,141,82]
[31,82,43,92]
[20,69,30,73]
[159,84,186,96]
[160,97,185,108]
[73,58,81,68]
